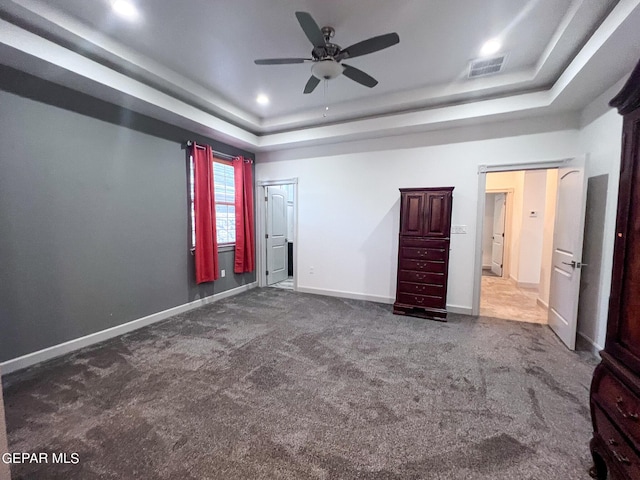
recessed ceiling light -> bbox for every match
[256,94,270,105]
[112,0,139,21]
[480,38,502,57]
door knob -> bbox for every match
[561,261,588,269]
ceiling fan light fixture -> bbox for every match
[311,60,344,80]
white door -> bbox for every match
[491,193,506,276]
[266,186,288,285]
[548,158,587,350]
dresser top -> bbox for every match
[399,187,454,193]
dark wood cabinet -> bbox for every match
[589,59,640,480]
[393,187,453,321]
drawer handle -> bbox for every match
[613,450,631,465]
[415,297,424,304]
[616,396,639,420]
[416,274,425,280]
[608,438,618,446]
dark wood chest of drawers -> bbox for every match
[393,187,453,321]
[589,58,640,480]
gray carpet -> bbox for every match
[3,288,598,479]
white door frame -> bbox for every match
[472,159,573,316]
[256,178,298,289]
[485,189,514,279]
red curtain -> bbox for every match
[233,156,255,273]
[192,143,219,283]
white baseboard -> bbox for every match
[482,265,491,270]
[447,304,474,315]
[577,332,603,359]
[517,281,539,290]
[293,286,473,316]
[536,298,549,309]
[297,286,395,304]
[0,282,257,376]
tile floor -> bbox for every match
[480,275,548,324]
[269,276,294,290]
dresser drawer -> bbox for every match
[398,271,444,284]
[396,293,444,309]
[399,259,446,273]
[398,282,444,296]
[594,368,640,448]
[400,237,448,249]
[400,247,446,261]
[593,405,640,478]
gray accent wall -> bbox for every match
[0,73,256,363]
[0,368,9,480]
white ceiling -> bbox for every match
[0,0,639,150]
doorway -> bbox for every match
[482,190,512,278]
[478,168,558,325]
[474,157,591,350]
[256,179,297,290]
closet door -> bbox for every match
[606,108,640,372]
[400,192,425,236]
[423,191,452,237]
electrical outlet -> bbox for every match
[451,225,467,234]
[309,266,314,274]
[221,269,226,277]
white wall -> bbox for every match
[577,78,625,350]
[256,116,580,311]
[482,194,496,268]
[518,170,548,286]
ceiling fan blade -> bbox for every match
[342,64,378,88]
[295,11,325,48]
[304,75,321,94]
[254,58,310,65]
[339,32,399,60]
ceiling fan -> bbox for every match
[254,11,400,94]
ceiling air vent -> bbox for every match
[468,55,505,78]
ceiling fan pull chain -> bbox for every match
[323,79,329,117]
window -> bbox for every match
[189,156,236,248]
[213,160,236,245]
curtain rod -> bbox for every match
[186,140,238,161]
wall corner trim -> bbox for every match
[577,332,603,359]
[0,282,258,376]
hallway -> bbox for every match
[480,275,548,324]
